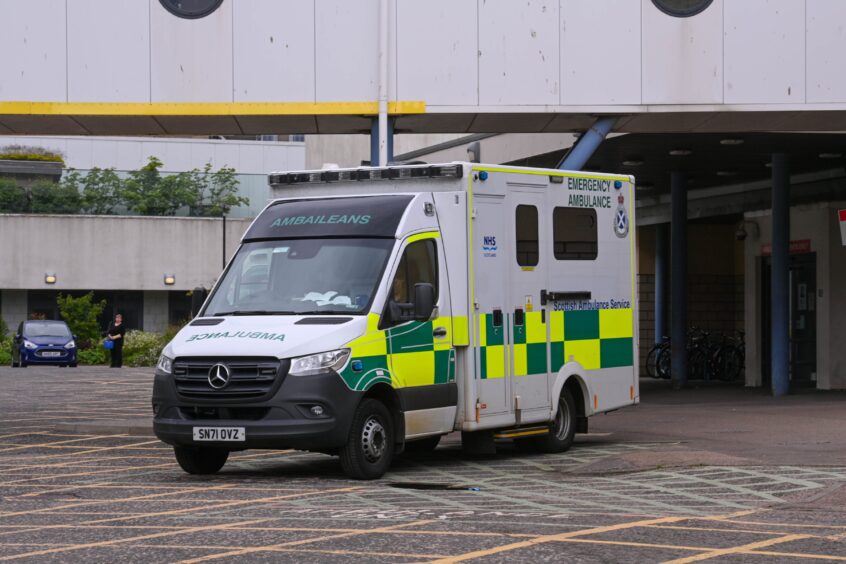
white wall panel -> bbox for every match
[479,0,559,105]
[150,0,233,102]
[0,0,67,102]
[233,0,315,102]
[642,0,723,104]
[561,0,641,105]
[397,0,478,106]
[68,0,150,102]
[316,0,385,102]
[807,0,846,103]
[724,0,805,104]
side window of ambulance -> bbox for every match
[516,205,539,266]
[390,239,438,304]
[553,207,598,260]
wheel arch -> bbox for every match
[362,382,405,446]
[551,363,593,420]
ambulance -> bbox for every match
[152,162,638,479]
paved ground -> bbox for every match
[1,366,845,562]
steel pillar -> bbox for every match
[655,222,669,345]
[671,172,688,389]
[771,153,790,397]
[370,118,394,166]
[558,116,618,171]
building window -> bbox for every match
[553,207,597,261]
[159,0,224,19]
[516,205,539,267]
[651,0,713,17]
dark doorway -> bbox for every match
[761,253,817,389]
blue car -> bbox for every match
[11,320,78,367]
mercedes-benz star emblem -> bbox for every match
[207,363,231,390]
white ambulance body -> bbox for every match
[153,162,638,479]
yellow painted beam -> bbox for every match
[0,101,425,116]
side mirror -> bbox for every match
[72,334,77,340]
[191,287,208,317]
[413,283,435,321]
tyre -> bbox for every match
[339,398,394,480]
[723,347,744,382]
[645,345,659,378]
[403,435,441,454]
[11,359,18,368]
[173,446,229,475]
[69,363,78,368]
[656,347,671,379]
[20,361,27,368]
[536,387,577,454]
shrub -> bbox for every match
[0,178,28,213]
[78,348,107,366]
[78,168,123,215]
[0,336,12,365]
[0,145,64,164]
[0,317,7,338]
[57,292,107,349]
[30,179,81,214]
[122,330,165,367]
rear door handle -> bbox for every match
[433,327,448,339]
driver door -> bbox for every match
[383,235,455,418]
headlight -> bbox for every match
[64,340,76,349]
[23,340,37,349]
[157,354,174,374]
[289,349,350,376]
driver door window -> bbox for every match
[385,239,437,327]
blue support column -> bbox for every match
[558,116,618,171]
[671,172,688,389]
[370,118,394,166]
[655,222,669,345]
[771,153,790,396]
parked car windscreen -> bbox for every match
[24,321,71,338]
[203,238,394,316]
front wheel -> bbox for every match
[537,387,577,453]
[174,446,229,475]
[339,398,394,480]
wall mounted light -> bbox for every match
[720,138,744,146]
[163,274,176,286]
[669,149,693,156]
[44,273,57,284]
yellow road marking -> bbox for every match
[0,519,269,561]
[749,550,846,561]
[0,434,129,453]
[661,534,810,564]
[0,484,236,518]
[428,516,683,563]
[178,519,435,563]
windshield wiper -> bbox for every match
[211,310,297,316]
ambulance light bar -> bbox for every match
[269,164,463,186]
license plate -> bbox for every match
[41,351,62,357]
[192,427,245,442]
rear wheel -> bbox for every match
[536,387,577,453]
[11,359,18,368]
[339,398,394,480]
[173,446,229,475]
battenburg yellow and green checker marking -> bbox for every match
[478,308,633,379]
[339,314,456,392]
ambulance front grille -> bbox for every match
[172,357,284,400]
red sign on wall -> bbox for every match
[840,209,846,246]
[760,239,812,256]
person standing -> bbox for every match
[106,313,126,368]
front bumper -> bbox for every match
[152,368,362,451]
[21,348,76,364]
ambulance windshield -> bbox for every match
[203,238,394,316]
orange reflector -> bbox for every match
[630,385,634,400]
[593,394,598,410]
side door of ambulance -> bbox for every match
[472,194,511,416]
[507,190,551,418]
[384,234,456,438]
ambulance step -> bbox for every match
[493,426,549,440]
